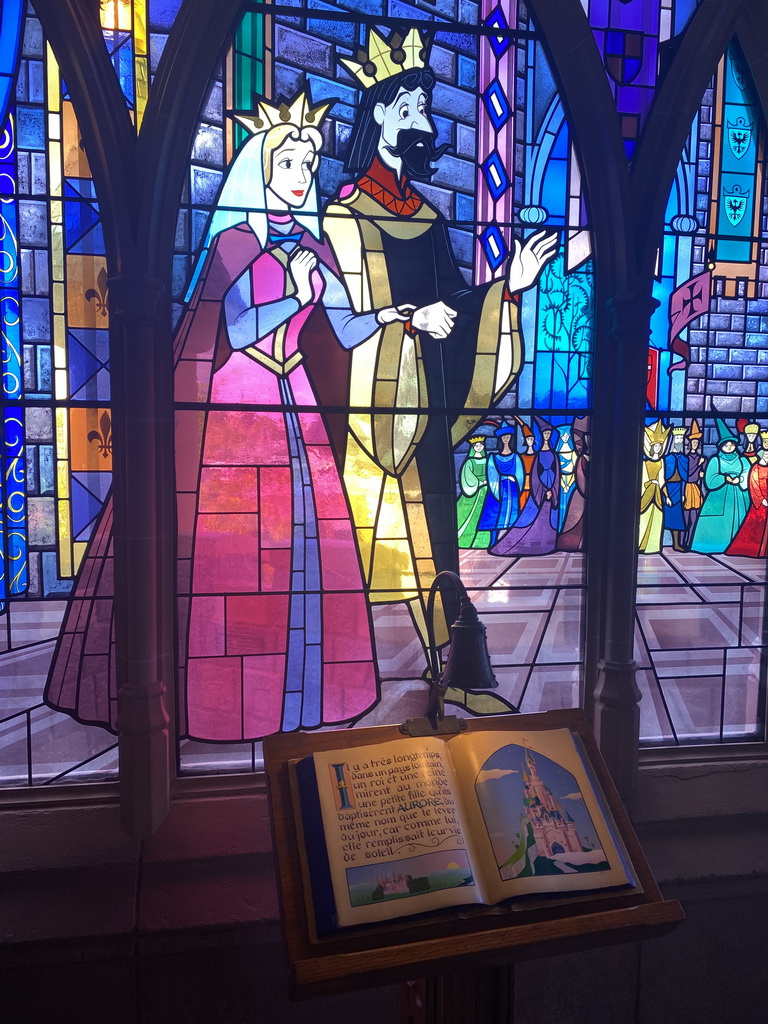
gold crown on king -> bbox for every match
[341,27,429,88]
[235,92,331,136]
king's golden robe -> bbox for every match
[323,168,523,639]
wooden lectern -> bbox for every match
[263,709,683,1023]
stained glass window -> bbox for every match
[585,0,702,159]
[100,0,149,126]
[0,4,118,786]
[639,41,768,745]
[3,0,767,792]
[167,0,593,775]
[99,0,186,124]
[147,1,185,81]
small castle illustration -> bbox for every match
[522,749,584,857]
[376,871,410,895]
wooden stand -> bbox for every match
[263,709,683,1021]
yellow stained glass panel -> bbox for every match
[63,101,91,178]
[101,0,132,32]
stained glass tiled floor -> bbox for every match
[635,552,766,745]
[2,549,765,784]
[0,602,118,787]
[365,551,587,725]
[367,548,765,746]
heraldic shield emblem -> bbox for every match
[723,183,750,226]
[728,117,753,159]
[604,29,643,86]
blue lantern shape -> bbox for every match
[519,206,549,226]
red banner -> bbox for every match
[667,270,711,372]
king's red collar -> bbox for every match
[356,156,423,216]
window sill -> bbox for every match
[2,758,767,961]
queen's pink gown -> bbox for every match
[45,219,378,741]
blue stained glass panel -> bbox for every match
[485,9,512,59]
[533,256,594,409]
[15,106,44,150]
[64,198,102,250]
[67,220,106,257]
[68,340,103,399]
[307,1,356,47]
[38,444,54,495]
[539,156,566,217]
[71,476,106,541]
[0,97,21,611]
[0,3,120,789]
[149,1,185,30]
[0,228,20,400]
[482,151,509,201]
[65,178,98,202]
[0,4,23,68]
[480,224,507,270]
[4,409,27,597]
[42,549,73,595]
[34,345,52,397]
[0,434,4,603]
[483,80,512,131]
[0,1,23,129]
[103,31,135,107]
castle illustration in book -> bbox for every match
[474,742,609,880]
[376,871,410,896]
[521,748,584,858]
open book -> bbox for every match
[292,726,639,933]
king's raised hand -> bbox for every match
[505,229,559,295]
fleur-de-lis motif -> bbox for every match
[87,409,112,459]
[85,266,109,318]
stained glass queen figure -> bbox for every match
[47,90,414,741]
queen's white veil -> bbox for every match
[184,129,322,302]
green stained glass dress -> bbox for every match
[457,452,492,549]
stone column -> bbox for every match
[109,273,171,836]
[591,293,659,797]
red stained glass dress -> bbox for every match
[726,461,768,558]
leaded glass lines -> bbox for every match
[167,2,592,775]
[100,0,149,128]
[0,6,117,787]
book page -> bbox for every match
[309,737,485,928]
[446,728,636,906]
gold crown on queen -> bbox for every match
[645,420,670,448]
[235,92,331,136]
[341,27,429,88]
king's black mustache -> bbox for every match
[385,128,450,181]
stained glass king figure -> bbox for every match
[322,28,557,664]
